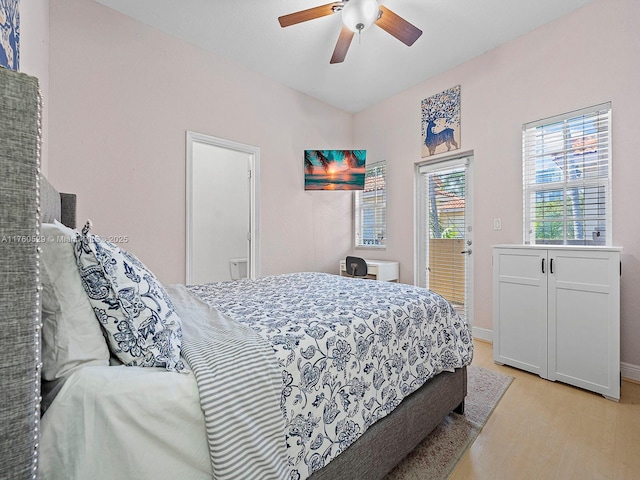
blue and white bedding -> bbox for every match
[40,272,472,480]
[188,272,473,479]
[41,286,290,480]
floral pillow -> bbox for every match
[73,220,187,372]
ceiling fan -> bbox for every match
[278,0,422,64]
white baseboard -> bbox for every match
[622,362,640,383]
[472,326,493,343]
[471,326,640,383]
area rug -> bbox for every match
[385,365,513,480]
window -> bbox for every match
[523,103,611,245]
[355,161,386,247]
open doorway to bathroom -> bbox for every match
[186,131,260,283]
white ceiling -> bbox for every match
[93,0,595,113]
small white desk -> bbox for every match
[339,259,399,282]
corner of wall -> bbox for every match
[472,326,493,344]
[622,362,640,384]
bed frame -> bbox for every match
[309,368,466,479]
[0,66,466,480]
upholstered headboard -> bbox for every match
[0,67,42,480]
[40,175,77,229]
[0,64,77,480]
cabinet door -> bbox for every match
[547,250,620,399]
[493,248,548,377]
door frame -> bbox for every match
[415,152,474,327]
[185,131,260,283]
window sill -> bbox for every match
[355,245,386,251]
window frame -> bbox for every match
[522,103,612,246]
[354,161,386,249]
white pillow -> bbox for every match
[73,221,187,372]
[41,222,110,381]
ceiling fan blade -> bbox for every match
[330,25,355,64]
[375,5,422,46]
[278,2,343,28]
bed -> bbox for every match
[1,67,473,480]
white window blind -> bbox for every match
[355,161,386,247]
[523,103,611,245]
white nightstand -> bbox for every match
[339,259,399,282]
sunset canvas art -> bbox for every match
[304,150,366,190]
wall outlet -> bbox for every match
[493,218,502,230]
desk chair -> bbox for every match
[345,256,368,278]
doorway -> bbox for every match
[416,156,473,325]
[186,131,260,283]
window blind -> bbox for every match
[355,161,386,247]
[523,103,612,245]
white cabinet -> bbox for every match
[339,259,399,282]
[493,245,621,400]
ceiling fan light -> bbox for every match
[342,0,379,33]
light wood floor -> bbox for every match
[450,340,640,480]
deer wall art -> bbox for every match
[421,85,461,158]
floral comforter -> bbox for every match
[188,272,473,479]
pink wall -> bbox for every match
[353,0,640,368]
[47,0,354,283]
[47,0,640,370]
[19,0,50,172]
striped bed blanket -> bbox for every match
[166,285,289,480]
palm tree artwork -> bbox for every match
[304,150,366,190]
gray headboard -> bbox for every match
[0,67,41,480]
[0,66,77,480]
[41,175,77,229]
